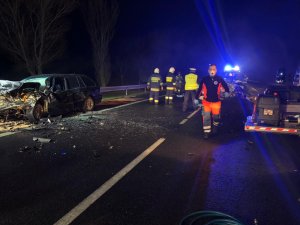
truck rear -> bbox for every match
[245,85,300,136]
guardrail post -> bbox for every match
[125,88,128,96]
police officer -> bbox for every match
[147,68,163,104]
[198,64,230,139]
[165,67,176,104]
[182,68,199,112]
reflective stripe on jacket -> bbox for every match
[166,72,176,90]
[184,73,198,90]
[147,73,163,90]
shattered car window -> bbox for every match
[21,77,49,89]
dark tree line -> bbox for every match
[0,0,119,86]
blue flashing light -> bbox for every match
[224,64,232,72]
[233,65,240,71]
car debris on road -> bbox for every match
[33,137,52,143]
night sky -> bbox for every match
[1,0,300,84]
[111,0,300,83]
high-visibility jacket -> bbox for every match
[147,73,163,92]
[165,72,176,90]
[184,73,199,90]
[199,75,229,102]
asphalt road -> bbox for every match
[0,95,300,225]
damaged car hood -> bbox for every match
[0,80,21,94]
[0,82,43,112]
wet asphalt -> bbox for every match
[0,95,300,225]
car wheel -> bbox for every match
[26,103,44,123]
[83,96,95,112]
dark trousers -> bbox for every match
[182,90,196,111]
[165,90,174,103]
[149,91,159,103]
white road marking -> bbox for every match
[179,119,188,125]
[95,94,165,114]
[187,108,201,119]
[0,131,20,138]
[83,94,166,116]
[179,108,201,125]
[82,99,149,116]
[53,138,166,225]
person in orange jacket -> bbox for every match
[198,64,230,139]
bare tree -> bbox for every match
[0,0,77,75]
[82,0,119,86]
[115,58,129,85]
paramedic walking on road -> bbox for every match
[147,68,163,104]
[182,68,199,112]
[198,64,230,139]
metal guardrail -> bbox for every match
[100,84,147,95]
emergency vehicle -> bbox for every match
[223,64,248,83]
[245,84,300,136]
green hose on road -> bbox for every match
[180,211,245,225]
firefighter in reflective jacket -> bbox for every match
[165,67,176,104]
[147,68,163,104]
[198,64,230,139]
[182,68,199,112]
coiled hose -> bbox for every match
[179,211,245,225]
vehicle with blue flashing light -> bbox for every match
[0,74,102,122]
[223,64,248,83]
[223,64,248,98]
[245,84,300,136]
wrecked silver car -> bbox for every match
[0,80,21,94]
[0,74,102,122]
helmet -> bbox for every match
[154,68,160,74]
[189,68,196,72]
[169,67,175,73]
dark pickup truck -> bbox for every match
[245,85,300,136]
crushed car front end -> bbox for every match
[0,82,49,122]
